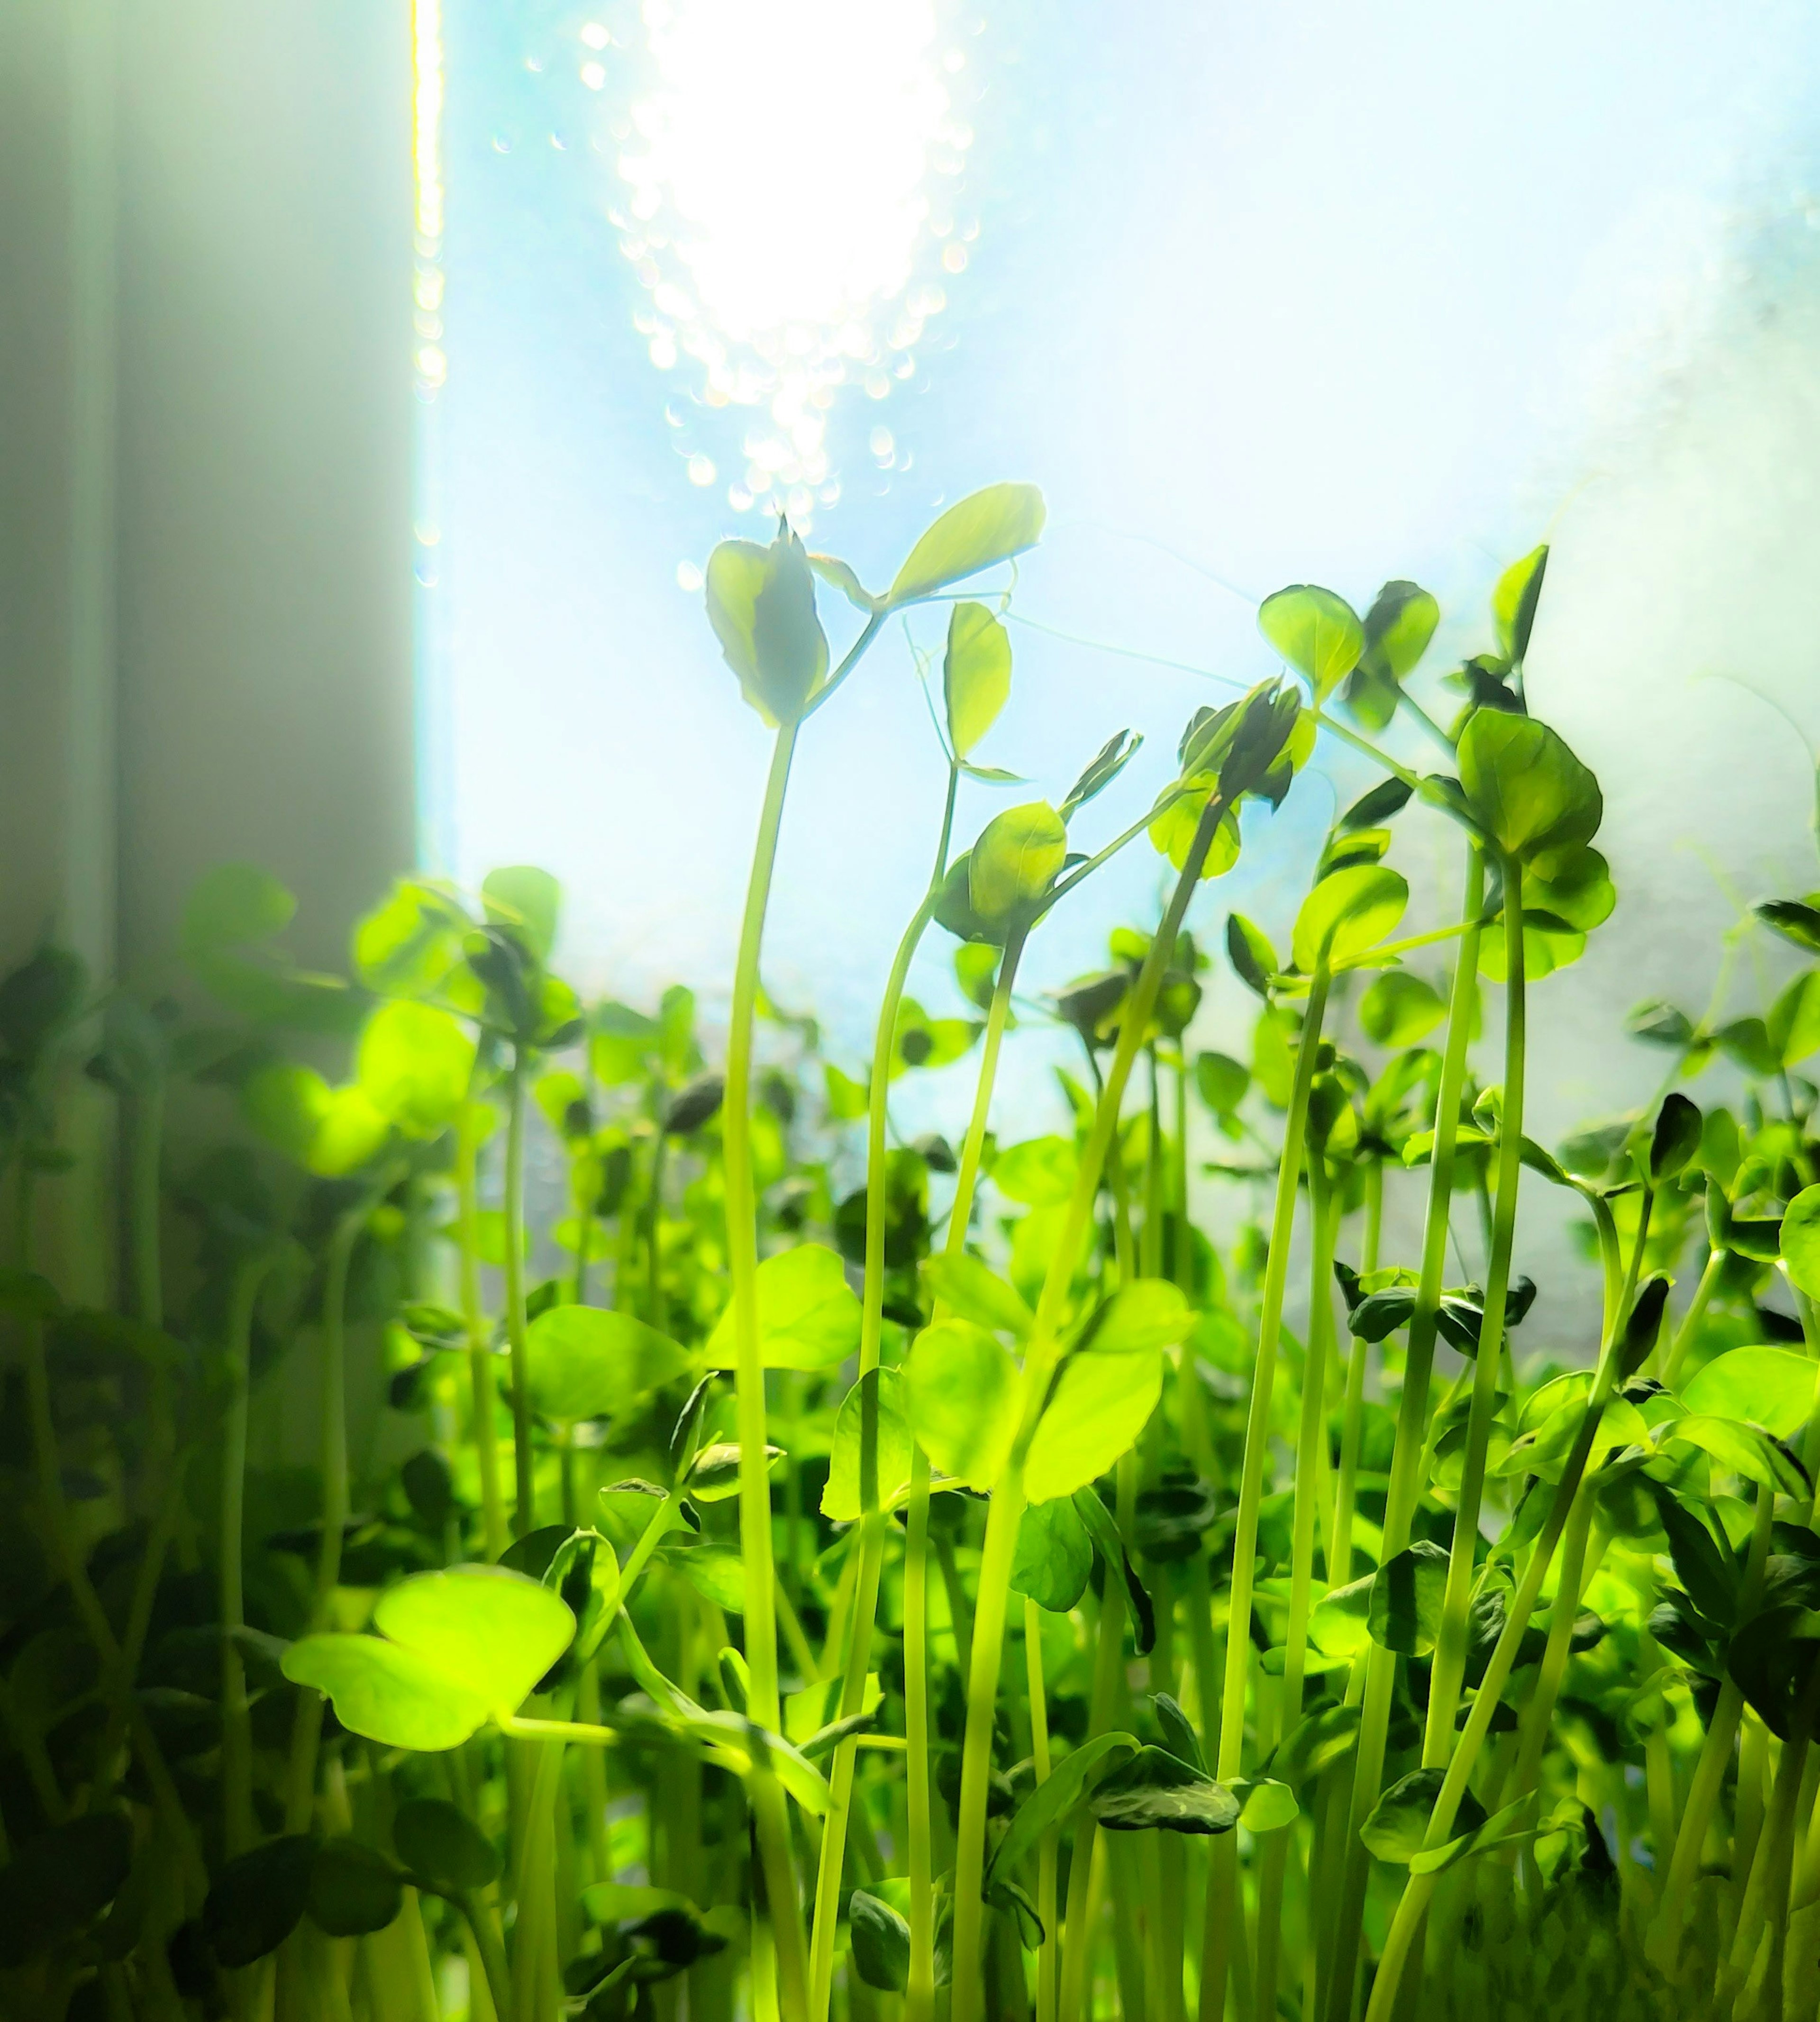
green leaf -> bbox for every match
[392,1798,500,1891]
[203,1837,316,1967]
[1728,1606,1820,1742]
[986,1732,1139,1885]
[282,1634,490,1751]
[806,551,880,613]
[703,1244,862,1372]
[1358,972,1445,1047]
[182,862,295,955]
[241,1064,390,1178]
[1660,1416,1810,1499]
[849,1890,911,1992]
[1226,914,1278,997]
[904,1320,1019,1489]
[1151,1693,1207,1775]
[307,1839,403,1938]
[1147,783,1241,881]
[1362,580,1440,680]
[1090,1747,1241,1835]
[1769,970,1820,1067]
[1756,899,1820,956]
[1195,1051,1250,1116]
[705,523,830,725]
[1784,1185,1820,1300]
[1492,545,1548,663]
[1071,1488,1156,1655]
[1308,1574,1375,1658]
[481,867,560,962]
[524,1306,691,1425]
[1368,1540,1449,1657]
[1457,711,1602,860]
[888,482,1046,606]
[0,1813,133,1967]
[1409,1790,1542,1877]
[969,802,1066,925]
[685,1441,782,1503]
[1258,585,1364,702]
[375,1567,576,1713]
[1272,1703,1362,1787]
[673,1545,746,1614]
[943,601,1013,759]
[1235,1777,1301,1833]
[1362,1767,1486,1866]
[992,1137,1078,1208]
[357,1000,475,1136]
[1023,1350,1165,1503]
[1641,1482,1738,1628]
[1074,1280,1194,1354]
[1682,1346,1815,1440]
[921,1251,1035,1338]
[822,1370,915,1519]
[353,877,472,995]
[1649,1092,1702,1182]
[1292,866,1410,973]
[1010,1496,1093,1613]
[1060,730,1143,821]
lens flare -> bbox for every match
[601,0,973,528]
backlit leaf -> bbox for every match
[1292,866,1409,973]
[889,482,1046,605]
[706,524,830,725]
[525,1306,691,1424]
[1258,585,1364,702]
[1023,1350,1164,1503]
[943,601,1012,759]
[904,1320,1019,1489]
[703,1244,862,1372]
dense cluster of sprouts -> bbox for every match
[5,485,1820,2022]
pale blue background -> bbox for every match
[429,0,1820,1305]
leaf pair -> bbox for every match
[282,1567,576,1751]
[709,485,1045,726]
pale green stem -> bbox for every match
[286,1204,366,1830]
[808,774,955,2022]
[1506,1492,1602,1804]
[1648,1476,1777,1967]
[1363,1277,1649,2022]
[1025,1595,1060,2022]
[1423,865,1525,1760]
[1256,1160,1341,2017]
[1201,965,1331,2022]
[457,1094,507,1562]
[504,1053,535,1533]
[1660,1244,1722,1389]
[952,786,1239,2022]
[219,1257,271,1858]
[724,719,811,2018]
[1323,847,1485,2022]
[905,926,1025,2022]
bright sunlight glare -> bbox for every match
[602,0,972,529]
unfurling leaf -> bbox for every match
[1492,544,1548,664]
[705,523,830,725]
[969,803,1067,926]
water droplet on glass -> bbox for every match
[869,426,894,461]
[687,455,715,487]
[676,560,703,592]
